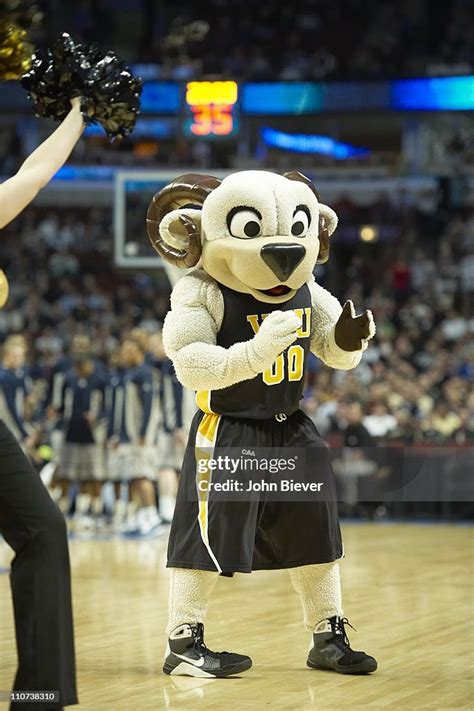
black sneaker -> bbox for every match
[307,616,377,674]
[163,623,252,677]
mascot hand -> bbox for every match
[335,301,374,352]
[250,311,301,371]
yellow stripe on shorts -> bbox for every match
[194,413,221,572]
[195,389,214,414]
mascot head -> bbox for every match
[147,170,338,304]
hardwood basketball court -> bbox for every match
[1,523,472,710]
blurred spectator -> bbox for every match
[29,0,473,82]
[345,403,374,448]
[391,258,412,302]
[363,402,397,440]
[299,199,473,447]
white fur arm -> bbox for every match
[309,278,371,370]
[163,270,276,391]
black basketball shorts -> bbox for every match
[167,409,343,575]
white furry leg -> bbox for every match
[289,562,343,631]
[166,568,218,635]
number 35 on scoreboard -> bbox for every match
[184,81,240,139]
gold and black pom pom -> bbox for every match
[21,33,143,140]
[0,0,43,81]
[0,20,32,80]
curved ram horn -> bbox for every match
[146,173,221,268]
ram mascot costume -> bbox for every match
[147,170,377,678]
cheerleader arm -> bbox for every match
[0,98,84,229]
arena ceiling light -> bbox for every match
[359,225,379,242]
[261,127,370,159]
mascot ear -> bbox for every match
[283,171,338,264]
[146,173,221,269]
[316,204,338,263]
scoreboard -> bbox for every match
[183,81,240,139]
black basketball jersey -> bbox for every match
[195,283,312,419]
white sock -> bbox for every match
[140,505,159,523]
[166,568,218,637]
[91,496,103,515]
[289,562,343,631]
[126,501,137,517]
[114,498,127,520]
[58,495,70,515]
[159,495,175,521]
[75,493,91,516]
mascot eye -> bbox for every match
[228,209,262,239]
[291,208,310,237]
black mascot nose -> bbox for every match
[260,243,306,282]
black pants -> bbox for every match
[0,422,77,710]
